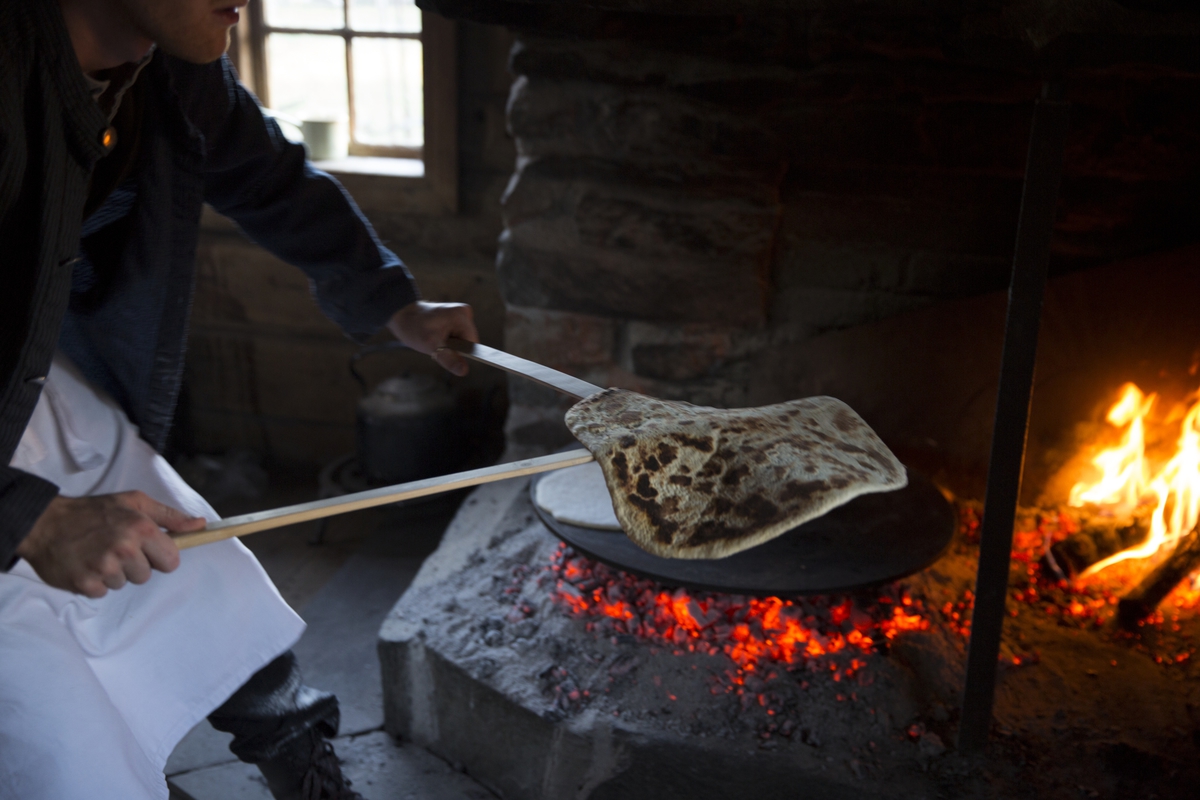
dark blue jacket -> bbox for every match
[0,0,419,565]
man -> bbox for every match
[0,0,477,797]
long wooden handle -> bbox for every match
[175,450,594,550]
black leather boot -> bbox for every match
[256,728,364,800]
[208,651,361,800]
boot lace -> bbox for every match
[299,738,363,800]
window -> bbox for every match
[231,0,458,209]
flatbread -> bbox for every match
[534,460,622,530]
[564,389,907,559]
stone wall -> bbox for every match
[181,22,517,467]
[426,1,1200,484]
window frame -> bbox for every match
[230,1,458,212]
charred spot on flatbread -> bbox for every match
[565,389,907,560]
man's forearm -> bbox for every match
[183,56,421,341]
[0,467,60,570]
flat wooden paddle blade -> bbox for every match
[565,389,907,560]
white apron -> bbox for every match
[0,355,305,800]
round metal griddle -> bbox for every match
[531,464,954,596]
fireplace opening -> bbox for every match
[376,1,1200,798]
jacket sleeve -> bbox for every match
[178,56,419,340]
[0,467,59,570]
[0,26,59,570]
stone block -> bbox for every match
[773,240,1013,300]
[778,170,1023,257]
[505,305,618,369]
[379,482,941,800]
[507,76,781,177]
[510,33,801,92]
[502,166,779,260]
[901,250,1012,296]
[497,163,777,326]
[773,240,912,295]
[618,321,735,382]
[768,284,937,339]
[498,231,767,325]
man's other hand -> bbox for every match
[15,493,206,598]
[386,301,479,377]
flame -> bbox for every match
[1068,384,1155,511]
[1070,383,1200,575]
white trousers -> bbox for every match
[0,356,305,800]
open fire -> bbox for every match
[483,381,1200,763]
[1066,382,1200,581]
[537,428,1200,723]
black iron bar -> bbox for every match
[957,82,1069,754]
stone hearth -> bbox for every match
[379,478,1200,800]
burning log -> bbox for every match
[1043,509,1151,579]
[1117,525,1200,629]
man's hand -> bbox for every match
[15,492,206,598]
[386,301,479,377]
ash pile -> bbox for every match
[380,480,986,800]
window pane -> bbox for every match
[348,0,421,33]
[267,34,348,125]
[351,38,423,148]
[263,0,344,29]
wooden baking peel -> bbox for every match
[175,340,598,550]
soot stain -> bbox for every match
[670,433,713,453]
[626,494,680,543]
[643,456,661,472]
[780,480,827,502]
[689,519,745,545]
[635,474,657,499]
[735,494,780,523]
[620,435,637,449]
[721,464,750,487]
[656,443,677,466]
[611,452,629,484]
[711,497,735,515]
[669,475,692,487]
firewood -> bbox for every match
[1117,525,1200,629]
[1043,510,1151,578]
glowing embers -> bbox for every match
[966,505,1200,665]
[1069,383,1200,575]
[549,543,930,687]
